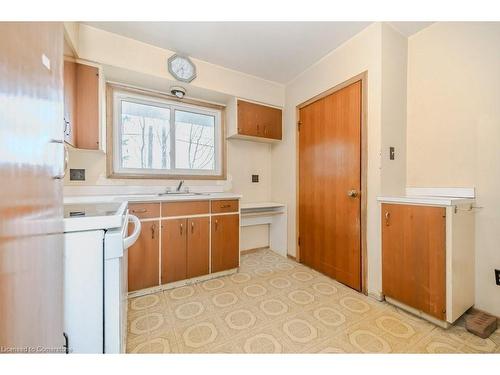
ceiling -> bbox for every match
[84,22,432,84]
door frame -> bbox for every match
[295,71,368,294]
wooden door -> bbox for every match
[0,22,65,349]
[298,80,362,291]
[161,218,187,283]
[128,221,160,291]
[75,63,99,149]
[382,204,446,320]
[187,217,209,278]
[211,214,240,273]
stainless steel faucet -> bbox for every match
[176,180,185,192]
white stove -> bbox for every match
[63,201,141,353]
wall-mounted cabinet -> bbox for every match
[227,98,283,142]
[63,58,104,151]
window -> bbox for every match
[110,85,224,179]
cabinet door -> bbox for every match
[187,217,209,278]
[259,105,282,140]
[211,214,240,273]
[237,100,260,137]
[128,220,159,292]
[75,63,99,150]
[63,60,76,146]
[161,219,187,284]
[382,204,446,320]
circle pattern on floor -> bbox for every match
[169,286,195,300]
[311,282,338,296]
[212,292,238,307]
[131,294,160,311]
[269,277,292,289]
[313,307,346,327]
[375,316,415,338]
[175,301,205,320]
[202,278,225,291]
[283,319,318,343]
[244,333,282,353]
[340,297,370,313]
[182,322,218,348]
[225,309,257,330]
[349,330,391,353]
[288,290,314,305]
[259,299,288,316]
[243,284,267,297]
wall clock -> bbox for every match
[167,54,196,83]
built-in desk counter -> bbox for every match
[240,202,287,257]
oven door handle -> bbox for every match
[123,215,141,249]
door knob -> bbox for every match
[347,190,359,198]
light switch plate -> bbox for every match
[252,174,259,183]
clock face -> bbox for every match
[168,54,196,83]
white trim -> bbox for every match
[112,89,222,177]
[127,268,238,298]
[405,187,475,198]
[385,297,450,329]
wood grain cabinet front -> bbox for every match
[128,220,160,292]
[161,217,210,283]
[63,60,100,150]
[382,203,446,320]
[236,100,282,141]
[211,214,240,273]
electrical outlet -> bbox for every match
[252,174,259,183]
[70,169,85,181]
[495,269,500,286]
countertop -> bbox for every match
[63,201,128,233]
[64,192,242,205]
[377,195,475,206]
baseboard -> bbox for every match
[240,246,269,255]
[287,254,296,261]
[385,296,450,329]
[368,291,384,302]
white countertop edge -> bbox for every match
[64,192,242,205]
[63,201,128,233]
[241,202,286,210]
[377,196,475,206]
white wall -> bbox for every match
[407,22,500,316]
[65,24,284,251]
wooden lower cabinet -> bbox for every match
[187,217,210,278]
[211,214,240,273]
[128,220,160,292]
[382,203,446,320]
[161,217,210,283]
[161,218,187,284]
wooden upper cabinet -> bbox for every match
[382,203,446,320]
[63,61,77,146]
[211,214,240,273]
[75,63,100,150]
[63,59,100,150]
[128,220,160,292]
[230,99,282,141]
[161,218,187,284]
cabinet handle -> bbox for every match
[151,223,155,239]
[132,208,147,213]
[221,204,231,209]
[191,221,194,234]
[180,223,183,236]
[214,219,218,231]
[385,212,390,226]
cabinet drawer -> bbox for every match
[211,199,239,214]
[161,201,209,217]
[129,203,160,219]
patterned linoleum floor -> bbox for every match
[126,249,500,354]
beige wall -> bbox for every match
[65,25,284,251]
[407,22,500,316]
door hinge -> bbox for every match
[298,236,300,246]
[297,121,301,131]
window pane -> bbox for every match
[175,110,215,170]
[121,101,170,169]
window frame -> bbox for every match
[107,83,226,180]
